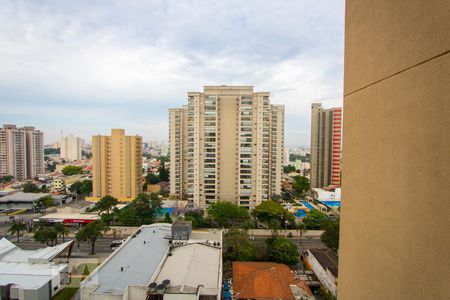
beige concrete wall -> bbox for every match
[339,1,450,299]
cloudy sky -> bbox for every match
[0,0,344,146]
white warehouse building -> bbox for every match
[80,222,223,300]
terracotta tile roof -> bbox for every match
[232,262,313,300]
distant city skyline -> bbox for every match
[0,1,344,145]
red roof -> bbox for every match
[232,262,313,300]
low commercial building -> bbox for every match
[232,262,314,300]
[39,210,99,225]
[303,248,338,297]
[0,238,73,300]
[0,192,50,212]
[80,222,222,300]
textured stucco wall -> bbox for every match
[339,1,450,299]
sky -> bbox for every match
[0,0,344,146]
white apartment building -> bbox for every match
[0,124,44,180]
[169,86,284,210]
[60,134,84,161]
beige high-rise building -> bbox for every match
[310,104,342,188]
[339,1,450,299]
[89,129,143,202]
[169,86,284,210]
[60,134,84,161]
[0,124,44,180]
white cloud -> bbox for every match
[0,0,344,145]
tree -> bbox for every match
[224,229,257,261]
[163,212,172,224]
[34,228,58,246]
[158,166,170,182]
[61,165,83,176]
[184,211,208,228]
[292,176,310,196]
[268,237,299,265]
[40,184,50,193]
[253,201,294,229]
[8,222,27,242]
[36,195,54,210]
[69,180,92,198]
[54,223,70,243]
[302,210,329,230]
[80,180,93,196]
[93,195,118,215]
[146,173,161,184]
[23,182,40,193]
[208,202,250,227]
[283,165,296,173]
[76,221,108,255]
[321,219,340,251]
[69,181,83,195]
[46,162,56,172]
[0,175,14,183]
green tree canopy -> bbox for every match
[76,221,109,255]
[158,166,169,182]
[54,223,70,243]
[208,202,250,227]
[69,180,92,196]
[34,228,58,246]
[61,165,83,176]
[302,210,329,230]
[93,195,118,215]
[283,165,297,173]
[8,222,27,242]
[253,201,290,227]
[118,193,162,225]
[268,237,299,265]
[321,219,340,251]
[36,195,54,209]
[184,211,209,228]
[292,176,310,195]
[80,180,92,195]
[224,229,257,261]
[23,182,40,193]
[0,175,14,183]
[146,173,161,184]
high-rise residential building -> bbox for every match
[169,85,284,210]
[89,129,143,202]
[310,103,342,188]
[0,124,44,180]
[339,1,450,299]
[60,134,84,161]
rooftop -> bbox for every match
[82,224,222,297]
[232,262,313,300]
[0,192,50,203]
[308,248,339,277]
[0,238,72,289]
[82,224,172,294]
[155,242,221,295]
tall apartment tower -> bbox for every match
[90,129,143,202]
[339,1,450,299]
[169,86,284,210]
[0,124,44,180]
[60,134,84,161]
[310,104,342,188]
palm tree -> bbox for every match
[55,223,70,243]
[8,222,27,242]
